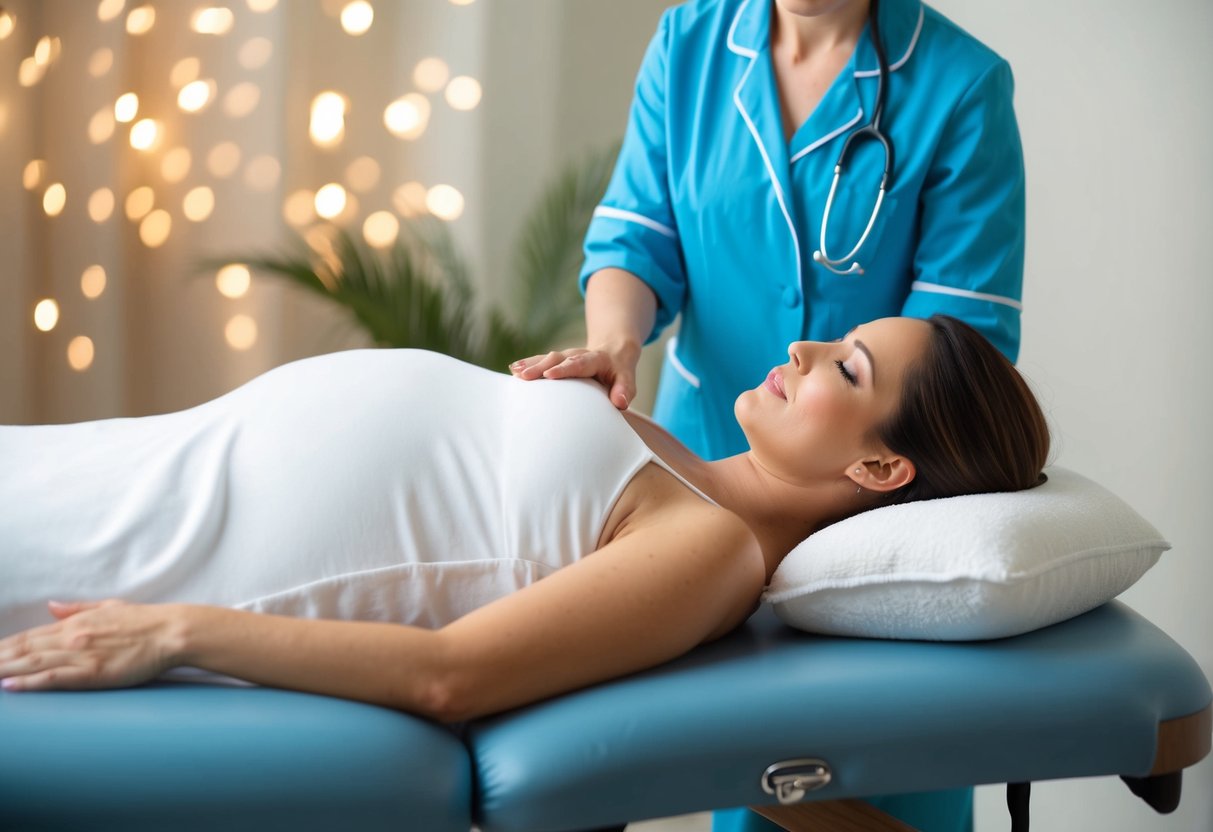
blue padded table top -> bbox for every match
[468,601,1212,832]
[0,683,471,832]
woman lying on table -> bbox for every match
[0,315,1048,720]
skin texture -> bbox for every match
[0,319,929,723]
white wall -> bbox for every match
[925,2,1213,830]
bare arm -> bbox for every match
[0,499,762,723]
[512,268,658,409]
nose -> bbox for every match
[787,341,812,373]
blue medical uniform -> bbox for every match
[580,0,1025,465]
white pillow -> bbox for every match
[763,467,1168,641]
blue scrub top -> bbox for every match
[581,0,1026,461]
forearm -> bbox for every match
[175,605,451,717]
[584,268,657,362]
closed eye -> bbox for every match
[835,359,857,386]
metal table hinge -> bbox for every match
[760,758,833,805]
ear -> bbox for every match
[849,455,916,494]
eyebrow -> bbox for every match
[854,339,876,385]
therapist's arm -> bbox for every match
[512,268,656,409]
[901,59,1025,362]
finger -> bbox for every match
[508,355,544,375]
[0,649,78,681]
[541,352,596,379]
[48,599,107,620]
[2,665,96,692]
[610,372,637,410]
[520,352,567,379]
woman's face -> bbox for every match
[735,316,930,486]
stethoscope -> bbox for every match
[811,0,894,276]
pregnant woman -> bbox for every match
[0,316,1047,721]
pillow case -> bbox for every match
[763,467,1169,641]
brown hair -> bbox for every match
[876,315,1050,505]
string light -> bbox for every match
[247,0,278,11]
[340,1,374,36]
[310,91,346,147]
[34,299,60,332]
[178,79,214,113]
[97,0,126,23]
[192,7,235,35]
[22,160,45,191]
[67,336,96,371]
[114,92,139,123]
[384,93,430,140]
[225,314,258,350]
[0,10,15,40]
[314,183,347,219]
[183,186,215,221]
[88,188,115,222]
[81,265,108,299]
[426,184,464,221]
[216,264,251,298]
[43,183,67,217]
[129,118,160,151]
[413,57,449,93]
[124,185,155,221]
[126,5,155,35]
[170,57,201,88]
[139,209,172,247]
[363,211,399,249]
[88,107,116,143]
[444,76,482,111]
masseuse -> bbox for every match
[511,0,1026,828]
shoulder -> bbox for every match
[915,4,1012,86]
[657,0,746,52]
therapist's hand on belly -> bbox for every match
[510,345,639,410]
[0,599,181,691]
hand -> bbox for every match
[509,346,639,410]
[0,600,183,692]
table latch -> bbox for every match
[760,758,832,805]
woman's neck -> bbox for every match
[771,0,871,63]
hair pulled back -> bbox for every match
[876,315,1050,505]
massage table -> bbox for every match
[1,601,1208,831]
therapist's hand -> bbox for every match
[510,344,640,410]
[0,599,184,692]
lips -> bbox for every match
[763,368,786,400]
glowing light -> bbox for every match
[392,181,428,217]
[225,315,258,350]
[183,186,215,221]
[340,1,373,35]
[223,82,260,118]
[426,184,464,221]
[449,0,475,6]
[43,183,67,217]
[81,266,107,299]
[170,56,200,88]
[283,189,316,227]
[89,107,116,143]
[309,91,346,147]
[18,57,46,87]
[22,159,45,191]
[0,11,15,40]
[314,183,347,219]
[207,142,242,178]
[88,188,115,222]
[384,93,430,140]
[67,336,96,372]
[34,299,60,332]
[114,92,139,123]
[161,147,191,183]
[126,5,155,35]
[413,57,449,92]
[345,156,380,193]
[363,211,399,249]
[129,118,160,151]
[139,209,172,247]
[124,185,155,221]
[34,36,54,67]
[89,48,114,78]
[216,264,251,298]
[192,7,234,35]
[178,79,213,113]
[238,37,273,70]
[445,76,482,111]
[243,155,281,191]
[98,0,126,23]
[247,0,278,11]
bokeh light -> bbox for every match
[178,79,214,112]
[247,0,278,11]
[81,265,108,299]
[283,189,316,227]
[34,36,60,67]
[34,299,60,332]
[445,76,482,111]
[89,107,116,143]
[224,82,260,118]
[340,1,374,35]
[346,156,380,192]
[426,184,464,221]
[207,142,242,178]
[449,0,475,5]
[384,93,430,139]
[238,37,273,69]
[161,147,192,183]
[126,5,155,35]
[170,56,201,88]
[67,336,96,371]
[98,0,126,23]
[139,209,172,247]
[413,57,450,92]
[314,183,347,219]
[363,211,399,249]
[392,181,429,217]
[310,91,346,147]
[124,185,155,221]
[129,118,160,151]
[0,10,15,40]
[225,314,258,350]
[244,155,281,191]
[192,7,235,35]
[22,159,45,191]
[18,57,46,87]
[88,47,114,78]
[43,183,67,217]
[183,186,215,221]
[88,187,115,222]
[216,264,251,298]
[114,92,139,122]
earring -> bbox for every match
[854,468,863,494]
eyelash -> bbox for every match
[835,359,857,387]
